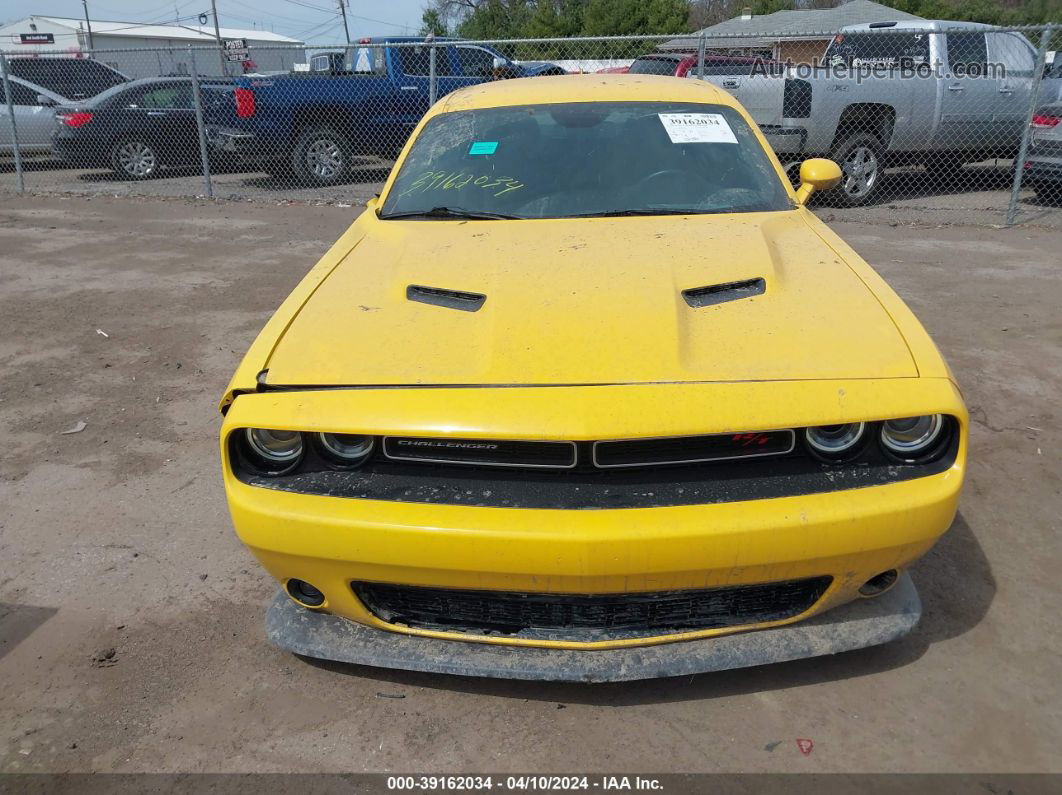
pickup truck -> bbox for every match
[212,37,564,187]
[700,20,1040,206]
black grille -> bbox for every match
[594,429,794,468]
[383,436,576,468]
[354,577,832,639]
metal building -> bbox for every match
[0,16,306,77]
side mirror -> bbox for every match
[36,94,56,107]
[794,158,842,204]
[365,195,379,210]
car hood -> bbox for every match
[263,211,916,387]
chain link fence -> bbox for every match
[2,24,1060,226]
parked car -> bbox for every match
[0,76,68,155]
[51,77,236,179]
[627,52,779,79]
[219,75,966,682]
[596,64,630,74]
[6,57,128,101]
[1025,101,1062,203]
[700,20,1041,205]
[209,36,565,187]
[1,59,130,156]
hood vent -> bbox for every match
[407,284,486,312]
[682,278,766,308]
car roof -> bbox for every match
[438,74,738,114]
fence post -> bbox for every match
[188,46,214,199]
[697,34,706,80]
[0,53,25,193]
[429,43,438,108]
[1006,24,1053,226]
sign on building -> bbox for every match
[224,38,248,61]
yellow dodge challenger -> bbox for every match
[219,75,966,681]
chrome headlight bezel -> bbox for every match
[879,414,949,463]
[803,422,868,462]
[239,428,305,475]
[314,432,375,469]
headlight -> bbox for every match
[880,415,945,460]
[316,432,374,467]
[241,428,304,473]
[804,422,866,459]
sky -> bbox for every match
[1,0,428,45]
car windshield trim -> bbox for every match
[379,206,524,220]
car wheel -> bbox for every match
[825,133,884,207]
[291,126,353,187]
[110,138,160,180]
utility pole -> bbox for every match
[337,0,351,45]
[81,0,95,52]
[210,0,228,76]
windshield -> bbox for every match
[380,102,791,220]
[628,57,681,75]
[8,58,127,99]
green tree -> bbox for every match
[581,0,691,36]
[419,8,450,35]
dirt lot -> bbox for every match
[0,193,1059,775]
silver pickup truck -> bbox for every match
[701,20,1040,206]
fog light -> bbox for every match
[859,569,898,597]
[286,578,325,607]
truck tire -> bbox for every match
[291,126,353,187]
[824,133,884,207]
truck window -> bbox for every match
[947,32,988,74]
[987,32,1036,78]
[827,33,929,67]
[396,47,431,76]
[456,46,496,77]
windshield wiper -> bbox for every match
[380,206,522,221]
[566,208,729,218]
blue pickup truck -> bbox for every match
[211,37,564,187]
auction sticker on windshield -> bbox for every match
[658,113,737,144]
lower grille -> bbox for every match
[353,577,832,640]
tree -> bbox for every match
[420,8,450,35]
[581,0,691,36]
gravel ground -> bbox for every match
[0,194,1059,775]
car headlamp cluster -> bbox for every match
[803,414,950,463]
[236,429,374,475]
[233,415,953,478]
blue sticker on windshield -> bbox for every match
[469,141,498,155]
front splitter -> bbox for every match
[265,574,920,682]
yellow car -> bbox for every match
[219,75,966,681]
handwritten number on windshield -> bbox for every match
[400,170,526,198]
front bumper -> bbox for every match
[222,379,965,652]
[267,572,921,681]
